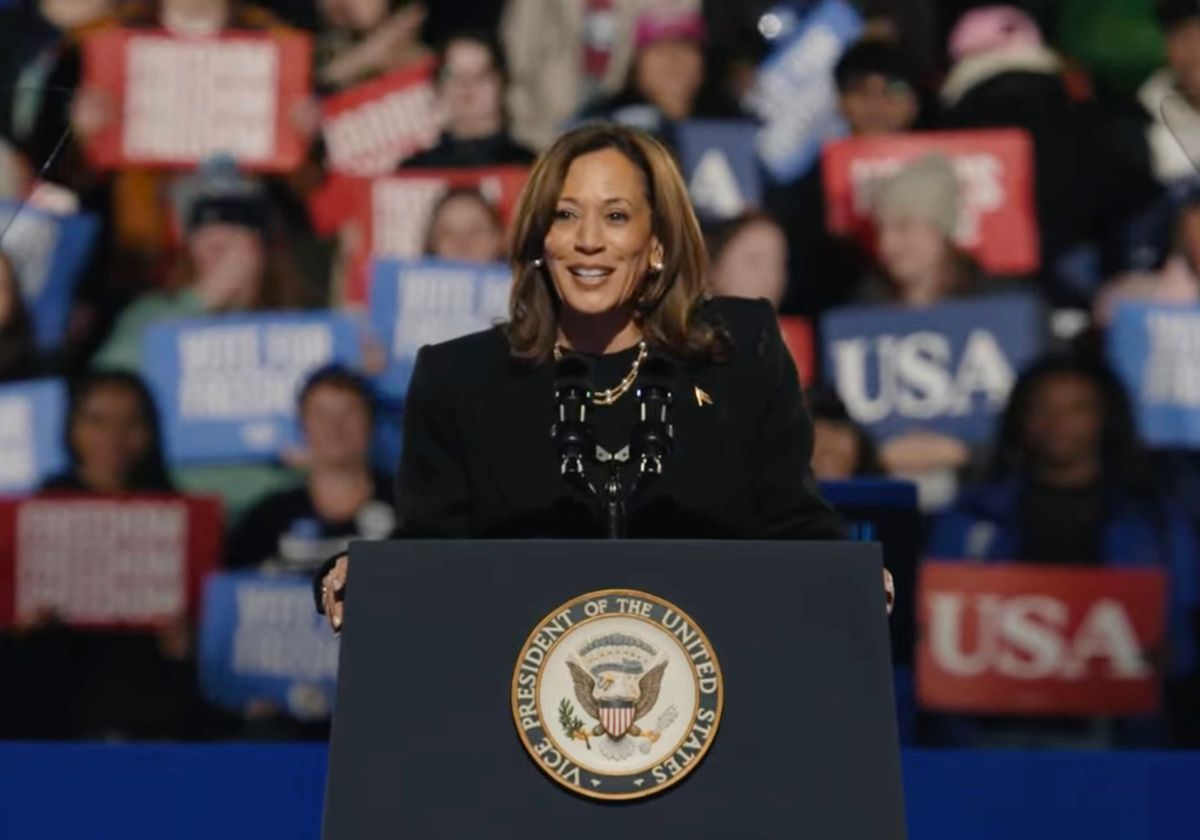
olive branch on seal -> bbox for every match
[558,698,590,749]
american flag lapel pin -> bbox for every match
[694,385,713,407]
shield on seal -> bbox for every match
[599,702,636,738]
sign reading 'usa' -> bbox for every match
[821,293,1045,443]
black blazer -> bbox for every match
[394,297,844,540]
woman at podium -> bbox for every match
[317,124,847,627]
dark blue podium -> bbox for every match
[322,540,906,839]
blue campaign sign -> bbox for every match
[821,293,1046,444]
[368,258,511,399]
[1108,302,1200,447]
[747,0,862,182]
[0,201,100,347]
[0,378,67,493]
[197,571,339,720]
[141,312,364,463]
[677,120,763,222]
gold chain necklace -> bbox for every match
[553,341,648,406]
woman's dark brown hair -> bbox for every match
[164,213,309,310]
[62,370,174,492]
[506,124,727,364]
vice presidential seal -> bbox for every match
[511,589,723,800]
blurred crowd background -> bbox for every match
[1,0,1199,750]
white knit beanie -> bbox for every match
[872,153,960,237]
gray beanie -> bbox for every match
[872,153,960,237]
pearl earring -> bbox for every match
[532,257,545,268]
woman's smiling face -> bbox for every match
[543,148,662,321]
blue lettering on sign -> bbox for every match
[821,293,1046,443]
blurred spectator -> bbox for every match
[707,212,788,310]
[767,36,924,316]
[1093,198,1200,327]
[42,369,173,492]
[24,0,312,360]
[502,0,702,150]
[938,4,1164,306]
[1139,0,1200,187]
[577,7,743,146]
[0,0,114,148]
[315,0,429,91]
[423,186,506,263]
[402,30,535,169]
[89,158,307,518]
[226,366,394,570]
[809,386,882,481]
[0,251,41,381]
[835,38,923,136]
[27,370,201,741]
[853,154,1023,486]
[927,353,1198,747]
[858,153,1010,306]
[93,158,305,371]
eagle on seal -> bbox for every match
[567,657,668,740]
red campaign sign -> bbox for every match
[822,129,1040,275]
[0,494,223,630]
[81,28,313,171]
[312,166,529,305]
[778,315,814,386]
[916,561,1167,716]
[319,57,442,177]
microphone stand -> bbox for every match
[553,354,674,540]
[554,448,628,540]
[601,466,626,540]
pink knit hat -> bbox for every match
[634,8,707,49]
[948,4,1044,62]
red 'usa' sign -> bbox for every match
[916,561,1167,716]
[0,494,222,630]
[319,57,442,177]
[822,129,1040,275]
[82,28,313,171]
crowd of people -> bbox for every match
[1,0,1199,748]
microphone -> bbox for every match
[551,353,595,482]
[631,355,674,478]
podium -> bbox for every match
[322,540,906,838]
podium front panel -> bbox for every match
[323,540,906,839]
